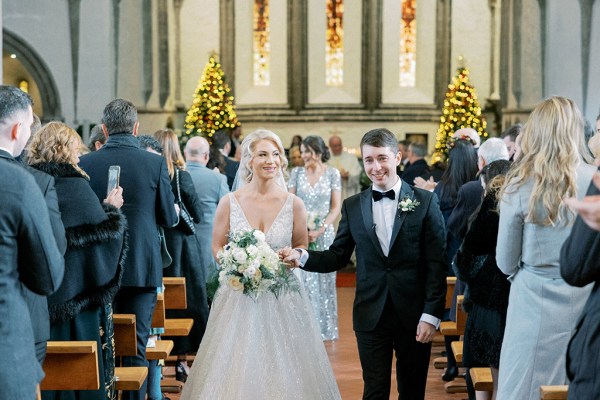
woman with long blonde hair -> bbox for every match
[495,97,596,400]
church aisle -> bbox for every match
[164,286,467,399]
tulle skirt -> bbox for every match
[180,282,341,400]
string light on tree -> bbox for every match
[182,53,239,146]
[432,63,487,162]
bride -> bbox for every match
[180,129,341,399]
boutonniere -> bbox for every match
[398,196,420,212]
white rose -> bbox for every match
[233,248,248,264]
[244,266,257,278]
[253,230,266,242]
[246,245,258,257]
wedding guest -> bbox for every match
[153,129,205,383]
[433,138,478,382]
[560,173,600,399]
[284,128,447,399]
[79,99,178,400]
[454,159,511,400]
[587,132,600,166]
[289,136,342,340]
[0,85,64,400]
[328,135,362,199]
[288,145,304,169]
[401,142,430,186]
[29,122,127,400]
[500,124,522,162]
[397,139,411,175]
[87,124,107,152]
[212,129,239,190]
[495,96,595,400]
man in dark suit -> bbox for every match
[79,99,178,400]
[212,128,239,189]
[561,174,600,399]
[285,128,446,399]
[0,85,67,365]
[0,85,65,399]
[401,142,430,186]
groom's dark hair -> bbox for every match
[360,128,398,154]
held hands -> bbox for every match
[103,186,124,209]
[564,173,600,231]
[278,247,301,268]
[415,321,436,343]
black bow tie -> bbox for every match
[372,189,395,202]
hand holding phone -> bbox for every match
[107,165,121,197]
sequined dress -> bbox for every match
[288,166,341,340]
[180,193,341,400]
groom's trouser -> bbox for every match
[355,296,431,400]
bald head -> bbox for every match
[329,135,343,156]
[185,136,210,165]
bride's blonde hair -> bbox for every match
[500,96,592,226]
[237,129,288,184]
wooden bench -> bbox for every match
[151,292,166,329]
[113,313,137,356]
[163,277,187,309]
[470,367,493,392]
[163,318,194,336]
[146,340,174,360]
[440,295,467,336]
[115,367,148,391]
[433,277,459,369]
[41,341,99,390]
[446,276,457,308]
[450,341,463,364]
[540,385,568,400]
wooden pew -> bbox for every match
[113,313,137,356]
[450,341,463,364]
[115,367,148,391]
[433,277,459,369]
[163,277,187,309]
[151,292,166,329]
[41,341,99,390]
[446,276,457,309]
[470,367,493,392]
[540,385,568,400]
[440,295,467,336]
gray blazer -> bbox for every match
[0,159,65,399]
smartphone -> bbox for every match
[107,165,120,196]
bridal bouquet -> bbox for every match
[209,229,299,299]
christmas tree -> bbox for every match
[432,67,487,162]
[182,54,239,145]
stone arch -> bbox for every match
[3,29,63,121]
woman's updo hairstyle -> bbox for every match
[302,135,330,163]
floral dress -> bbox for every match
[288,166,342,340]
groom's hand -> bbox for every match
[415,321,436,343]
[278,247,301,268]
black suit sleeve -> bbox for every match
[303,200,355,272]
[156,159,178,228]
[18,177,64,295]
[179,170,203,223]
[560,182,600,287]
[420,192,448,319]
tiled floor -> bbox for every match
[163,285,467,400]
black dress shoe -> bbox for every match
[442,366,458,382]
[175,362,188,383]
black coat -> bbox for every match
[224,156,239,190]
[303,182,447,332]
[401,159,429,186]
[31,162,128,324]
[560,179,600,399]
[0,159,64,399]
[79,133,178,287]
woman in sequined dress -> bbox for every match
[288,136,342,340]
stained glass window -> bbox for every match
[253,0,270,86]
[399,0,417,87]
[326,0,344,86]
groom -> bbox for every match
[284,128,446,399]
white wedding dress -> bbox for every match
[180,193,341,400]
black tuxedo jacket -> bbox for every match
[304,181,447,332]
[401,159,429,186]
[79,133,178,287]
